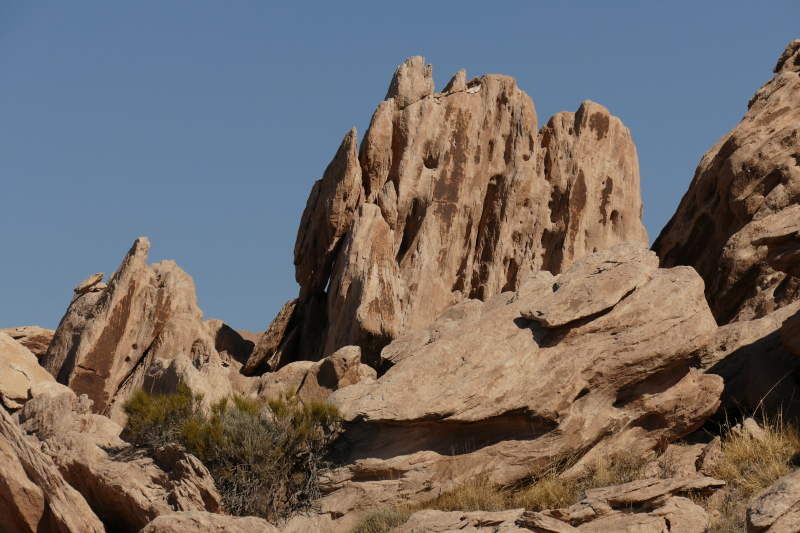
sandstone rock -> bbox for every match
[653,40,800,324]
[782,308,800,356]
[280,513,340,533]
[296,346,376,404]
[0,326,55,358]
[244,299,298,375]
[139,511,278,533]
[399,508,528,532]
[140,354,234,411]
[267,57,647,370]
[43,237,234,419]
[689,299,800,416]
[254,360,316,402]
[16,388,223,532]
[0,332,71,409]
[204,319,254,367]
[746,468,800,532]
[322,242,721,515]
[0,405,105,533]
[74,272,104,295]
[550,477,721,533]
[515,511,580,532]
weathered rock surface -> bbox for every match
[17,390,222,533]
[266,55,648,371]
[689,299,800,417]
[0,332,72,409]
[42,237,252,421]
[139,511,278,533]
[296,346,376,404]
[321,242,722,515]
[0,326,55,359]
[544,476,722,532]
[653,40,800,324]
[399,508,528,532]
[746,468,800,533]
[74,273,105,295]
[244,299,298,375]
[0,403,106,533]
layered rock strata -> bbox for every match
[249,55,648,372]
[653,40,800,324]
[321,242,722,515]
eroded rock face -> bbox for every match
[0,332,72,409]
[0,405,106,533]
[139,511,278,533]
[653,40,800,325]
[267,56,647,371]
[0,326,55,359]
[322,242,722,515]
[42,237,252,420]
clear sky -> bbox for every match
[1,1,798,332]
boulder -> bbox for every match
[42,237,239,419]
[747,468,800,532]
[244,298,298,375]
[268,56,648,370]
[0,332,71,409]
[74,272,104,295]
[653,40,800,324]
[138,511,278,533]
[204,319,254,367]
[296,346,376,404]
[0,404,105,533]
[399,509,529,532]
[322,242,722,515]
[0,326,55,358]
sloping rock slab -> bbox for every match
[139,511,278,533]
[400,509,528,532]
[747,468,800,533]
[0,326,55,358]
[323,242,721,515]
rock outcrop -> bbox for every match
[0,326,55,359]
[0,332,72,409]
[257,56,648,372]
[41,237,256,421]
[652,40,800,325]
[321,242,722,515]
[17,390,222,533]
[0,403,106,533]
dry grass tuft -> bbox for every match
[711,414,800,498]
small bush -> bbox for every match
[123,387,343,522]
[350,510,410,533]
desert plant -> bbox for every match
[711,414,800,498]
[350,509,411,533]
[123,386,343,522]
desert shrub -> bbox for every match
[123,387,343,522]
[711,414,800,499]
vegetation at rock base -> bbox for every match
[350,416,800,533]
[123,384,343,522]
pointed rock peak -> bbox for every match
[384,56,434,110]
[774,39,800,73]
[443,69,466,94]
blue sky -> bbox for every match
[1,1,798,332]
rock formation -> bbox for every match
[248,55,648,372]
[653,40,800,324]
[322,242,722,515]
[41,237,257,422]
[747,467,800,532]
[0,332,72,409]
[0,326,55,359]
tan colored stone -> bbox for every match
[516,511,581,532]
[265,57,647,371]
[139,511,278,533]
[690,300,800,416]
[204,319,254,367]
[747,468,800,532]
[0,326,55,358]
[0,332,70,409]
[323,243,721,514]
[0,406,105,533]
[653,40,800,324]
[244,299,298,375]
[74,272,104,295]
[255,360,316,403]
[294,127,364,302]
[296,346,376,404]
[398,509,528,532]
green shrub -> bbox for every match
[350,509,410,533]
[123,387,343,522]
